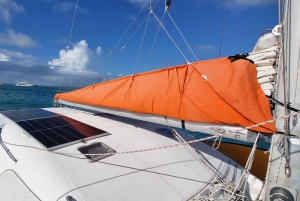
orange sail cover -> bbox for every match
[55,57,276,133]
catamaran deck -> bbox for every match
[0,107,262,201]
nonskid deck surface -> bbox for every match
[0,107,262,201]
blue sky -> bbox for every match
[0,0,278,87]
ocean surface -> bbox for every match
[0,84,73,111]
[0,83,270,150]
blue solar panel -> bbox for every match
[0,109,108,150]
[0,109,56,122]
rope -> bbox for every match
[167,12,198,61]
[212,136,222,150]
[144,9,166,71]
[3,110,299,157]
[59,0,79,92]
[132,12,151,75]
[111,0,149,52]
[228,133,261,200]
[71,0,150,90]
[109,47,126,72]
[73,50,114,90]
[151,10,190,64]
[218,0,228,58]
[275,156,283,183]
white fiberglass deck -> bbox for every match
[0,108,262,201]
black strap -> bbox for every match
[166,0,172,12]
[228,53,254,64]
[181,120,185,129]
[266,95,299,112]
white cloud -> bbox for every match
[0,49,36,60]
[194,0,276,9]
[0,49,38,66]
[0,29,39,48]
[0,53,10,61]
[96,46,102,54]
[106,72,111,76]
[53,1,87,13]
[228,0,277,8]
[53,1,74,12]
[0,0,24,24]
[48,40,93,72]
[197,44,214,52]
[126,0,149,7]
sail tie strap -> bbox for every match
[228,54,254,64]
[266,95,300,112]
[165,0,172,12]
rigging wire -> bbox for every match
[103,0,160,75]
[151,10,190,64]
[72,0,149,90]
[59,0,79,92]
[101,12,151,75]
[144,11,166,71]
[218,0,228,58]
[112,0,149,51]
[167,12,198,61]
[132,11,151,75]
[102,47,125,75]
[73,50,114,90]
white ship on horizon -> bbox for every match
[16,81,37,87]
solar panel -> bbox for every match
[0,109,109,150]
[0,109,56,122]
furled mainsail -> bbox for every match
[55,57,276,133]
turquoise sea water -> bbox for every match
[0,83,270,150]
[0,84,73,111]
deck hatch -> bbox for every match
[78,142,116,161]
[0,109,109,150]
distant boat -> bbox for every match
[0,83,4,86]
[16,81,37,87]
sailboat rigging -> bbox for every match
[1,0,300,200]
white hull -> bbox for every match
[16,82,37,87]
[0,107,263,201]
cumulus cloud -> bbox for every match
[0,29,39,48]
[0,0,24,24]
[197,44,214,52]
[48,40,93,72]
[0,53,10,61]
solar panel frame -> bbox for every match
[1,109,110,150]
[0,109,56,122]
